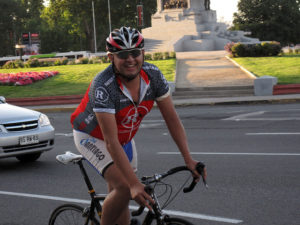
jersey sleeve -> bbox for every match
[89,74,116,114]
[155,72,170,102]
[145,64,170,101]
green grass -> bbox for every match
[0,59,176,98]
[233,55,300,84]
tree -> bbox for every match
[0,0,25,56]
[231,0,300,46]
[0,0,157,55]
[40,0,156,52]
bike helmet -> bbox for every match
[106,26,144,52]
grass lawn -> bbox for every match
[0,59,176,98]
[233,55,300,84]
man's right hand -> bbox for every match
[130,182,154,211]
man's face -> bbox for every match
[108,48,144,81]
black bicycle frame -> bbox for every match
[78,160,103,224]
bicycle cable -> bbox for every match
[161,174,192,209]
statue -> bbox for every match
[204,0,210,10]
[163,0,188,10]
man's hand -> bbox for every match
[130,182,154,211]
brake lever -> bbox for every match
[196,162,208,188]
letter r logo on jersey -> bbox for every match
[95,87,109,103]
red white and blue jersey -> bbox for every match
[71,62,170,145]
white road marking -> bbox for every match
[0,190,242,224]
[222,111,265,121]
[158,152,300,156]
[223,110,300,121]
[246,132,300,135]
[55,133,73,137]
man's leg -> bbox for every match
[101,164,131,225]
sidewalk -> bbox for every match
[6,50,300,113]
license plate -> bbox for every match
[19,135,39,145]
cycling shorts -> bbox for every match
[73,129,137,175]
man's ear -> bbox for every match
[108,53,114,62]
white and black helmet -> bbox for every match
[106,26,144,52]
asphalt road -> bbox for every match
[0,103,299,225]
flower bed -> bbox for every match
[0,71,59,86]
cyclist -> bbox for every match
[71,26,207,225]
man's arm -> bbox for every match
[156,96,206,179]
[95,112,154,209]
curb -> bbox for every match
[7,95,83,106]
[273,84,300,95]
[24,94,300,114]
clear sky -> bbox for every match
[210,0,239,24]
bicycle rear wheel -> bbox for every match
[48,204,99,225]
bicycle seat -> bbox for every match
[56,151,83,164]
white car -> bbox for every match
[0,96,55,162]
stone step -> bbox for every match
[173,86,254,98]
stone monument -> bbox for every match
[142,0,259,52]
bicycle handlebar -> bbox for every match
[132,162,207,217]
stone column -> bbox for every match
[157,0,163,13]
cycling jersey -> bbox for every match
[71,62,170,145]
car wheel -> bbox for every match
[16,152,42,162]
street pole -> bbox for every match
[108,0,112,33]
[92,1,97,53]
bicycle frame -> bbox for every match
[77,160,104,225]
[77,160,178,225]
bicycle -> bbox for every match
[48,151,207,225]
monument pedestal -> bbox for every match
[142,0,259,52]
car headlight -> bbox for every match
[39,114,51,127]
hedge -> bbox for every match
[1,51,176,69]
[225,41,282,57]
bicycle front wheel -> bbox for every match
[48,204,99,225]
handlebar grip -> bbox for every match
[183,162,207,193]
[183,179,197,193]
[131,206,145,216]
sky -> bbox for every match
[210,0,239,24]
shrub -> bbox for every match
[100,56,109,63]
[224,42,235,56]
[152,52,164,60]
[54,59,62,66]
[144,53,152,60]
[231,43,248,57]
[229,42,281,57]
[13,60,24,68]
[24,58,40,67]
[67,59,76,65]
[163,52,170,59]
[77,57,89,64]
[2,61,15,69]
[169,51,176,58]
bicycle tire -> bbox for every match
[48,204,99,225]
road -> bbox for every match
[0,103,299,225]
